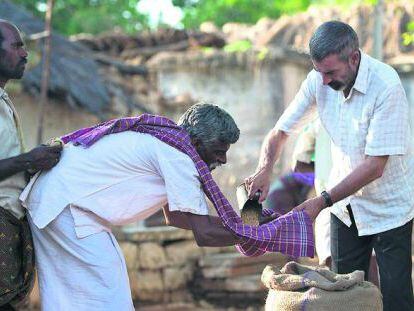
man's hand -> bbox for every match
[245,129,289,203]
[244,168,272,203]
[292,196,325,222]
[23,144,63,171]
[0,140,63,182]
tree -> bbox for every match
[402,21,414,47]
[13,0,149,35]
[172,0,311,29]
[172,0,376,29]
[12,0,378,35]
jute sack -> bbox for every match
[261,261,382,311]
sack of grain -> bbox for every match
[262,261,382,311]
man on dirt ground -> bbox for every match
[0,20,62,310]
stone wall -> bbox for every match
[116,226,317,310]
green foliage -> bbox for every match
[402,21,414,46]
[310,0,375,7]
[173,0,378,29]
[12,0,379,36]
[223,40,252,53]
[201,46,215,53]
[172,0,311,29]
[12,0,149,35]
[256,47,268,61]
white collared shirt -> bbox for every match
[275,52,414,236]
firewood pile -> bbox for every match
[72,28,225,60]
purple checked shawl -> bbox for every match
[61,114,315,258]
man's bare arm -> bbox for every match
[329,155,388,203]
[0,145,63,182]
[294,155,389,220]
[162,205,192,230]
[162,205,242,247]
[0,155,30,181]
[245,129,288,202]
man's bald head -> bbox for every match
[0,20,28,86]
[0,20,19,49]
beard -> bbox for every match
[328,80,346,91]
[208,162,221,171]
[328,66,356,92]
[0,59,26,80]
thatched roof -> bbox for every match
[0,1,226,117]
[0,1,111,116]
[72,28,225,60]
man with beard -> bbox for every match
[0,20,63,309]
[20,103,244,310]
[245,21,413,310]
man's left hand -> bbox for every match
[292,196,325,222]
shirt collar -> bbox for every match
[0,87,5,99]
[351,50,369,95]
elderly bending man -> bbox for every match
[21,103,243,310]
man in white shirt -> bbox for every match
[246,21,413,310]
[21,103,242,311]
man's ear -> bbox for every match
[349,49,360,66]
[191,137,201,148]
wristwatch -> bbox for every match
[321,190,333,207]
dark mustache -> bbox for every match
[19,58,27,65]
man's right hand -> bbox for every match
[244,129,288,203]
[23,144,63,171]
[244,168,272,203]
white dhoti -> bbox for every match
[28,207,134,311]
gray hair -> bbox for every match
[309,20,359,62]
[178,102,240,146]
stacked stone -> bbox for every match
[116,226,314,310]
[117,226,233,309]
[193,252,289,309]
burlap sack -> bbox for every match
[261,261,382,311]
